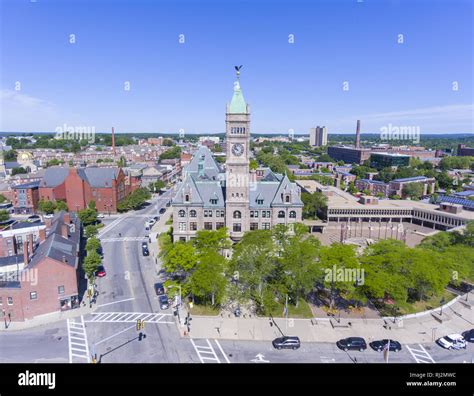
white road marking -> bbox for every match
[190,339,230,364]
[101,237,147,243]
[250,353,270,363]
[84,311,173,324]
[406,344,436,363]
[96,298,136,308]
[215,340,231,363]
[67,316,90,363]
[320,356,336,363]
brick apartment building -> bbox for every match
[0,220,46,258]
[0,212,81,322]
[38,167,132,213]
[11,181,40,214]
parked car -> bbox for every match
[369,339,402,352]
[43,213,54,219]
[272,336,301,350]
[27,215,41,223]
[97,213,105,219]
[154,282,165,296]
[159,207,166,214]
[462,329,474,343]
[95,265,106,278]
[436,334,467,350]
[159,295,169,310]
[142,242,149,256]
[336,337,367,352]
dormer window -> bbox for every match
[185,194,190,202]
[257,199,264,205]
[210,199,218,205]
[285,195,290,203]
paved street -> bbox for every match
[1,189,473,364]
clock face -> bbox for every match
[232,143,244,156]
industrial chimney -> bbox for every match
[112,127,116,156]
[355,120,361,149]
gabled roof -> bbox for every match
[270,174,304,206]
[195,180,225,208]
[172,174,203,205]
[77,167,120,188]
[184,146,222,180]
[41,167,69,187]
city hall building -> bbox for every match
[172,72,303,242]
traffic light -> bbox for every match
[136,319,145,331]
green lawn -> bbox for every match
[266,298,313,319]
[188,304,220,316]
[398,289,457,315]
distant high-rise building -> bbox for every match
[309,126,328,147]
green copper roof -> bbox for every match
[229,80,247,114]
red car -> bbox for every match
[95,266,106,277]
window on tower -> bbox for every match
[233,210,242,219]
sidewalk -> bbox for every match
[0,304,94,332]
[184,296,473,344]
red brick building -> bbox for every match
[12,181,40,214]
[39,167,133,213]
[0,212,81,322]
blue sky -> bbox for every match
[0,0,472,134]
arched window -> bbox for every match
[178,210,186,218]
[185,194,190,202]
[285,195,290,203]
[278,211,285,218]
[289,211,296,218]
[233,210,241,219]
[190,210,197,218]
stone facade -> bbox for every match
[172,74,303,242]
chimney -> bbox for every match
[112,127,116,156]
[44,216,53,228]
[39,228,46,242]
[355,120,361,149]
[23,241,29,265]
[28,234,34,256]
[61,224,69,239]
[63,212,71,224]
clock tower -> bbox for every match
[225,68,250,239]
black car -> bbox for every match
[154,282,165,296]
[141,242,149,256]
[272,336,301,350]
[462,329,474,343]
[336,337,367,351]
[159,295,169,310]
[159,207,166,214]
[369,339,402,352]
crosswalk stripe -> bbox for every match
[67,316,90,364]
[84,311,173,324]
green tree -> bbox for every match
[193,227,231,253]
[86,237,101,253]
[55,200,69,211]
[402,183,424,200]
[0,210,10,222]
[83,251,102,279]
[0,194,7,204]
[78,208,97,226]
[163,242,198,275]
[84,224,99,238]
[189,250,228,306]
[301,191,327,219]
[38,200,56,214]
[11,167,27,176]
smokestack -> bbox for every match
[39,228,46,242]
[23,241,29,265]
[28,234,34,256]
[355,120,361,149]
[112,127,116,156]
[61,224,69,239]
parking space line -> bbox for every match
[406,344,436,363]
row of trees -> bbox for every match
[117,188,151,212]
[160,223,474,316]
[38,199,69,214]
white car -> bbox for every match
[436,334,467,350]
[97,213,105,219]
[146,219,156,227]
[43,214,54,219]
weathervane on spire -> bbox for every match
[234,65,243,80]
